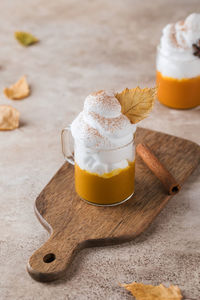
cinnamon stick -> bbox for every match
[136,143,181,195]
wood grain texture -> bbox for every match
[27,127,200,282]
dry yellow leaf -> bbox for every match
[0,105,19,130]
[115,87,156,124]
[4,76,30,100]
[15,31,39,46]
[121,282,183,300]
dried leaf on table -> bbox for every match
[4,76,30,100]
[121,282,183,300]
[15,31,39,46]
[0,105,19,130]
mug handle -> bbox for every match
[61,126,75,165]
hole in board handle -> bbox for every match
[171,184,180,194]
[43,253,56,263]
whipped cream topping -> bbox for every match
[71,90,136,174]
[157,13,200,78]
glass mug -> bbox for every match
[61,126,135,206]
[156,47,200,109]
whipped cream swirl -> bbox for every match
[71,90,136,174]
[157,13,200,78]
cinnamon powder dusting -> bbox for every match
[85,123,105,148]
[170,22,189,49]
[179,19,187,31]
[89,90,120,110]
[170,25,180,48]
[91,90,104,96]
[89,111,125,133]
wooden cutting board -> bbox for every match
[27,128,200,282]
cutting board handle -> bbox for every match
[27,233,78,282]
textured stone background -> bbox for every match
[0,0,199,299]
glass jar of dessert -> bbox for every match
[61,88,155,206]
[62,90,136,206]
[156,13,200,109]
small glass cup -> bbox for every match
[156,47,200,109]
[61,126,135,206]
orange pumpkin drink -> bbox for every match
[61,88,156,206]
[156,13,200,109]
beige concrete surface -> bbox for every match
[0,0,199,299]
